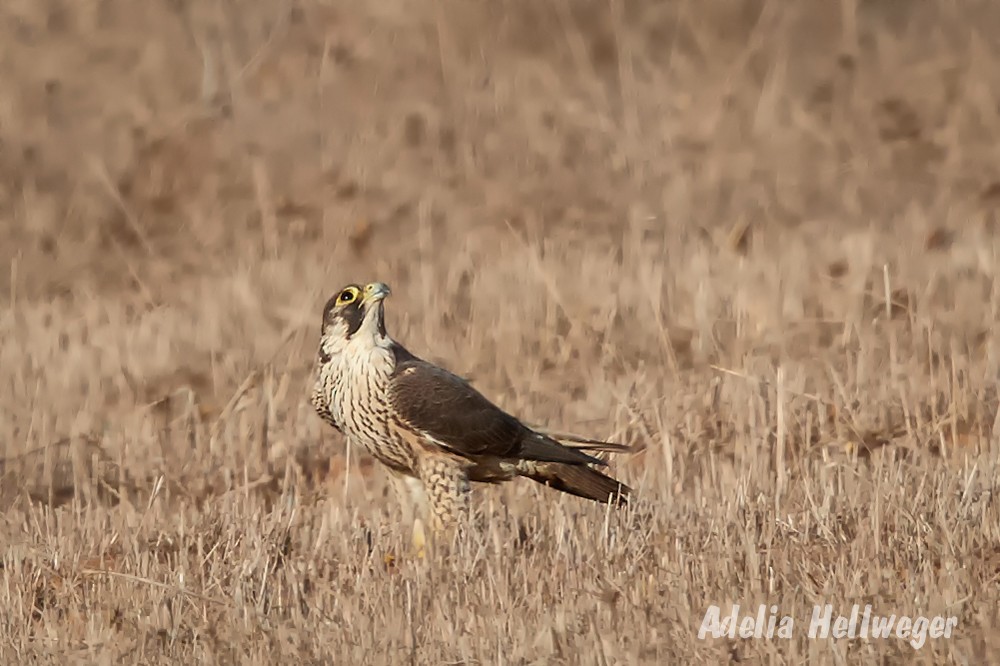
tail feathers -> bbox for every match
[526,424,631,453]
[518,431,606,467]
[522,462,631,507]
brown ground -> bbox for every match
[2,0,1000,663]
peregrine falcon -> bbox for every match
[310,281,631,553]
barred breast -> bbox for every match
[317,345,417,473]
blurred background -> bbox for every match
[4,0,1000,536]
[4,0,999,301]
[2,1,1000,660]
[3,0,1000,540]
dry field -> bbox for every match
[2,0,1000,663]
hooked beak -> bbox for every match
[362,282,391,304]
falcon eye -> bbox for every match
[338,288,359,304]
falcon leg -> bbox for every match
[411,517,428,559]
[402,476,431,558]
[387,470,431,558]
[418,455,472,542]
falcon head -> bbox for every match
[318,281,392,361]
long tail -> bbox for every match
[521,462,631,507]
[526,423,631,454]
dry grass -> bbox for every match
[2,0,1000,663]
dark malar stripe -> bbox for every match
[343,304,365,339]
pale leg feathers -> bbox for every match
[386,456,472,557]
[387,470,431,558]
[418,454,472,546]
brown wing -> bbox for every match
[388,356,603,466]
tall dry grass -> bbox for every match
[2,0,999,663]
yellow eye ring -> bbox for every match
[339,287,359,304]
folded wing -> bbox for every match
[388,356,603,467]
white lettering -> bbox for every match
[832,614,850,639]
[698,606,723,639]
[697,604,957,649]
[777,616,793,639]
[870,613,896,639]
[896,616,912,639]
[738,615,754,639]
[929,617,944,638]
[724,605,739,638]
[910,617,929,649]
[766,606,778,638]
[808,605,833,638]
[754,605,765,638]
